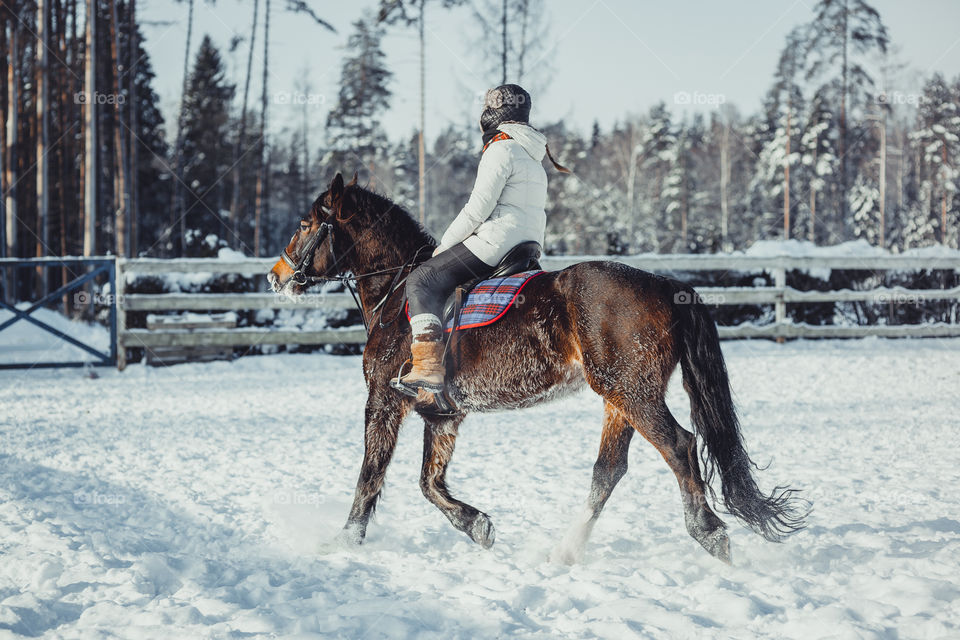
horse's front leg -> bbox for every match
[420,413,495,548]
[337,387,411,545]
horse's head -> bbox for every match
[268,171,359,296]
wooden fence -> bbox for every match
[116,254,960,369]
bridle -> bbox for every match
[281,220,333,287]
[278,213,432,335]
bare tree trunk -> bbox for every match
[57,2,70,304]
[809,129,817,243]
[128,0,138,255]
[66,0,78,298]
[109,0,129,257]
[784,106,791,240]
[942,143,948,245]
[37,0,50,290]
[171,0,194,255]
[301,78,309,211]
[878,108,886,247]
[1,16,8,269]
[83,0,97,256]
[254,0,270,257]
[839,0,848,233]
[6,20,20,271]
[500,0,507,84]
[680,171,688,251]
[230,0,258,252]
[517,0,529,82]
[416,0,426,226]
[720,117,729,250]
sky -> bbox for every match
[139,0,960,146]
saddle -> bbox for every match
[441,241,542,324]
[394,241,542,416]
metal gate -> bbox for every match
[0,257,117,369]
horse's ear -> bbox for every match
[330,173,344,202]
[346,171,358,187]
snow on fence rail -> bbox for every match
[115,254,960,369]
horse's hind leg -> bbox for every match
[338,388,410,545]
[419,414,495,548]
[551,401,634,564]
[625,399,731,563]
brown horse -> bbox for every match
[268,173,806,564]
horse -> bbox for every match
[267,172,807,564]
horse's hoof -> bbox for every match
[333,522,365,547]
[699,528,732,564]
[468,513,496,549]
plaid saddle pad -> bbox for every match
[406,270,546,332]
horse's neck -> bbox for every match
[344,202,432,324]
[354,273,395,323]
[350,241,420,326]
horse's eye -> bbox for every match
[300,222,310,232]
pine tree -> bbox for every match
[638,103,676,251]
[326,16,393,178]
[124,19,171,256]
[178,35,235,253]
[806,0,889,231]
[798,88,838,243]
[908,73,960,247]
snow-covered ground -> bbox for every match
[1,339,958,639]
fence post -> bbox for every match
[116,258,126,370]
[773,263,787,343]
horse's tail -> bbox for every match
[673,286,808,541]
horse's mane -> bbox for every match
[346,185,438,254]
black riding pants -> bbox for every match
[406,242,493,319]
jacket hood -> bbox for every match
[498,123,546,162]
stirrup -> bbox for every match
[414,387,459,416]
[389,360,444,396]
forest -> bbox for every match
[1,0,958,292]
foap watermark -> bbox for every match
[273,490,325,506]
[74,91,125,105]
[875,291,923,305]
[469,292,527,308]
[673,290,726,306]
[273,91,326,107]
[876,91,924,108]
[74,291,125,306]
[674,91,726,107]
[74,491,126,506]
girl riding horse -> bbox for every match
[396,84,568,411]
[266,86,807,565]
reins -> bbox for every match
[282,218,432,335]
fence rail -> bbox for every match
[0,257,117,369]
[114,253,960,369]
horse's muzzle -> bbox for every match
[267,271,281,293]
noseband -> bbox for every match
[282,221,333,286]
[276,215,433,335]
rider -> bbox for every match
[397,83,566,400]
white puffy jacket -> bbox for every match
[436,123,548,266]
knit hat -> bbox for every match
[480,84,532,131]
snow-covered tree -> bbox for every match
[907,73,960,247]
[805,0,889,229]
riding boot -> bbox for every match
[393,314,446,395]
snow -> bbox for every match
[0,306,110,366]
[1,339,959,638]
